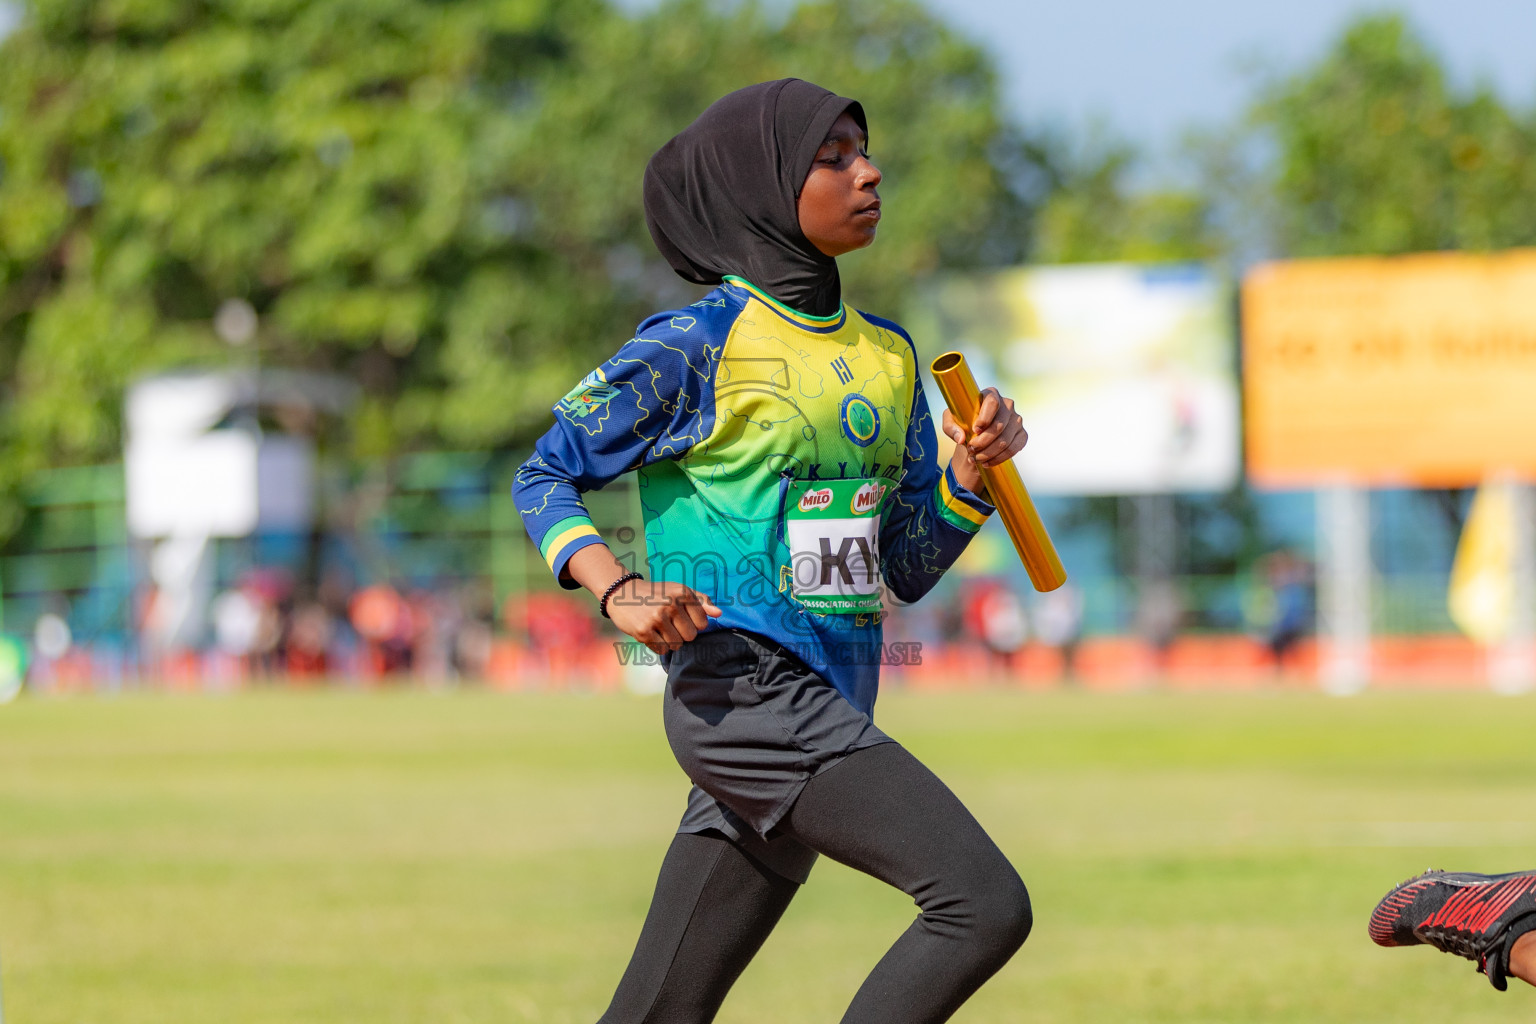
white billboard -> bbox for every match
[919,263,1239,495]
[124,372,320,538]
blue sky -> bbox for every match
[926,0,1536,150]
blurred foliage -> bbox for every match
[455,0,1040,445]
[1032,12,1536,266]
[3,3,1535,552]
[1251,12,1536,257]
[0,0,611,538]
[1029,131,1222,264]
[0,0,1037,541]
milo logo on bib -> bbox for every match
[798,487,834,513]
[784,477,890,615]
[850,481,888,515]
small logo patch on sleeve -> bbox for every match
[559,370,619,419]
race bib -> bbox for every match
[784,478,891,614]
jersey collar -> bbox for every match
[724,276,848,334]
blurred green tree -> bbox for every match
[1028,130,1221,264]
[1251,12,1536,257]
[1028,12,1536,267]
[0,0,1038,541]
[441,0,1040,444]
[0,0,615,539]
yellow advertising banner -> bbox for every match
[1243,249,1536,486]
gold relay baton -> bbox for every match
[929,351,1068,593]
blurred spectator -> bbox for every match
[317,569,363,678]
[244,569,292,677]
[212,588,262,661]
[502,591,597,683]
[349,584,413,677]
[1035,582,1085,681]
[962,579,1028,672]
[29,600,75,691]
[34,610,72,662]
[451,580,496,680]
[1262,549,1314,667]
[503,592,595,652]
[1135,579,1183,671]
[454,614,494,680]
[937,585,967,648]
[286,602,334,678]
[407,587,455,683]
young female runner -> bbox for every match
[514,78,1032,1024]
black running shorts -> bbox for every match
[662,628,892,883]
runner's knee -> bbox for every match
[920,858,1032,959]
[971,867,1032,958]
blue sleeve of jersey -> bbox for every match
[879,367,996,604]
[513,325,719,588]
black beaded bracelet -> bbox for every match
[599,571,644,619]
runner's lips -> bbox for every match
[855,200,882,221]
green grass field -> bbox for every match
[2,687,1535,1023]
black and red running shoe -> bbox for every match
[1370,869,1536,991]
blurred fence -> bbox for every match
[0,453,638,685]
[0,454,646,624]
[1060,572,1453,638]
[0,453,1489,692]
[0,465,134,646]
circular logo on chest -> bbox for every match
[840,393,880,447]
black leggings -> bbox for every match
[597,741,1032,1024]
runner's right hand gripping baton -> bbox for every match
[929,351,1068,593]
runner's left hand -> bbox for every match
[943,387,1027,494]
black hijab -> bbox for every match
[643,79,867,319]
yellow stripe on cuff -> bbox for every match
[542,524,601,570]
[939,475,988,527]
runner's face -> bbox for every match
[797,112,882,258]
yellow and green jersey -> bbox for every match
[514,276,994,714]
